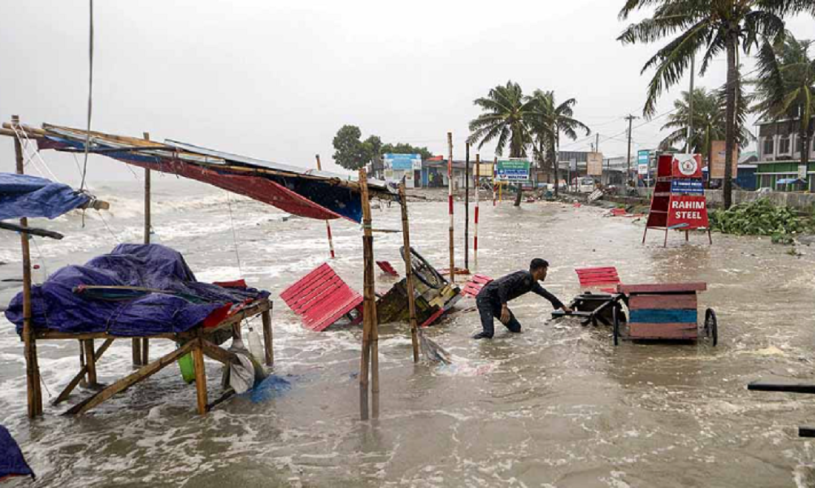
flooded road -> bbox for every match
[2,179,815,487]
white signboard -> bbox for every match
[799,164,808,181]
[638,163,649,175]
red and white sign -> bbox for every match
[666,195,709,229]
[671,154,702,179]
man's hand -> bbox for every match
[500,305,510,324]
[561,306,573,314]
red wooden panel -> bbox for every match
[376,261,399,277]
[576,267,621,288]
[281,263,363,331]
[617,282,707,294]
[460,274,493,298]
[629,322,698,340]
[629,294,697,310]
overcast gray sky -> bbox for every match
[1,1,812,185]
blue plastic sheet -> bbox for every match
[0,425,34,481]
[249,375,292,403]
[0,173,90,221]
[4,244,269,336]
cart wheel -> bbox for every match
[612,305,620,346]
[704,308,718,347]
[400,246,446,289]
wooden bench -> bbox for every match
[280,263,363,332]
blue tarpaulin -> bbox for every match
[4,244,269,336]
[0,173,90,221]
[0,425,34,481]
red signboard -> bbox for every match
[666,195,709,229]
[670,154,702,179]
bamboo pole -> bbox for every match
[13,115,42,418]
[474,154,480,269]
[358,168,377,420]
[464,143,469,271]
[399,182,420,363]
[447,133,455,283]
[83,339,98,386]
[315,155,336,259]
[261,303,274,366]
[193,332,208,415]
[140,132,152,366]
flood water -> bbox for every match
[2,178,815,487]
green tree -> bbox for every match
[467,81,536,206]
[660,87,752,172]
[753,33,815,168]
[618,0,814,209]
[528,90,590,197]
[381,142,433,161]
[332,125,369,171]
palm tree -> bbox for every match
[660,87,752,178]
[468,81,536,206]
[753,34,815,168]
[528,90,590,197]
[618,0,814,209]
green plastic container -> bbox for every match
[177,352,195,383]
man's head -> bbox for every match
[529,258,549,281]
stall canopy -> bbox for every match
[26,123,392,223]
[0,173,91,221]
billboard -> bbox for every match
[496,160,531,182]
[667,195,709,229]
[710,141,738,179]
[587,152,603,176]
[384,153,421,171]
[637,150,650,175]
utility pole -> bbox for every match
[625,115,637,192]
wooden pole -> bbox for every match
[83,339,98,386]
[447,133,455,283]
[315,155,336,259]
[399,182,420,363]
[358,168,378,420]
[261,303,273,366]
[13,115,42,418]
[140,131,151,366]
[464,143,470,271]
[193,332,208,415]
[474,154,480,269]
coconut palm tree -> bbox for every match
[660,87,753,176]
[528,90,590,197]
[468,81,536,206]
[753,34,815,168]
[618,0,815,208]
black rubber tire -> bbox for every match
[705,308,718,347]
[400,246,446,289]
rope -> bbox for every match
[18,125,61,183]
[79,0,94,192]
[95,209,121,243]
[225,191,243,277]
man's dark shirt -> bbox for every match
[478,270,564,309]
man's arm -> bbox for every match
[532,282,566,309]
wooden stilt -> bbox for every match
[685,230,689,242]
[447,132,455,284]
[708,228,713,245]
[79,340,88,388]
[261,303,274,366]
[141,132,151,365]
[55,338,114,405]
[132,339,142,367]
[358,168,377,420]
[65,341,194,415]
[642,227,648,245]
[193,334,208,415]
[664,229,669,247]
[13,115,42,418]
[315,155,336,259]
[399,182,420,363]
[83,339,98,386]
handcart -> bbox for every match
[553,282,717,346]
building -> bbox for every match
[755,117,815,191]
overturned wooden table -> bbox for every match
[35,299,273,416]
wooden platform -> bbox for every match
[40,299,273,416]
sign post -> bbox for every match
[643,153,711,247]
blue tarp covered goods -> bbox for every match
[0,173,90,221]
[0,425,34,481]
[4,244,270,336]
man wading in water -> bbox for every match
[473,258,570,339]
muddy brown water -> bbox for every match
[1,180,815,487]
